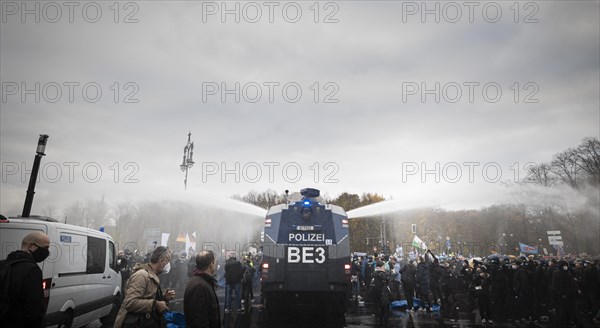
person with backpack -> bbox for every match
[2,231,50,328]
[372,260,391,327]
[223,254,244,314]
[241,259,255,312]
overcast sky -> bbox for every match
[1,1,599,217]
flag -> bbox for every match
[519,242,538,254]
[160,233,170,247]
[186,231,196,254]
[176,233,186,243]
[412,235,426,250]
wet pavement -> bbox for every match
[83,288,595,328]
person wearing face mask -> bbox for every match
[114,246,176,328]
[184,251,221,328]
[4,231,50,328]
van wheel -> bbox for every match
[100,295,121,325]
[56,311,73,328]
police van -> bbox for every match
[0,216,121,328]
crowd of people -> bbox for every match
[115,248,260,327]
[351,250,600,327]
[5,231,599,328]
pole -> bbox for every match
[382,216,387,253]
[184,166,188,190]
[22,134,49,217]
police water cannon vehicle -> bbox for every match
[260,188,351,317]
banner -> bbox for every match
[553,244,565,257]
[412,235,426,250]
[160,233,170,247]
[519,242,538,254]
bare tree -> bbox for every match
[526,163,556,186]
[551,149,581,189]
[87,196,109,229]
[63,201,87,226]
[42,205,57,218]
[113,201,137,247]
[233,189,286,209]
[573,137,600,186]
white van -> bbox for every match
[0,216,122,328]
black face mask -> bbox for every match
[31,246,50,263]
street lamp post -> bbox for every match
[180,132,195,190]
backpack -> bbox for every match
[225,260,243,283]
[0,258,28,321]
[242,266,253,284]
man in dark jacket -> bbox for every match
[372,261,391,327]
[488,256,506,322]
[5,231,50,328]
[400,260,417,311]
[428,252,443,305]
[439,262,458,320]
[552,260,579,327]
[416,255,431,312]
[224,254,243,313]
[241,258,255,310]
[472,266,493,323]
[184,251,221,328]
[514,260,535,321]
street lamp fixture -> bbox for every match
[180,132,195,189]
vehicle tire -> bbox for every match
[100,295,121,325]
[56,310,73,328]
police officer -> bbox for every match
[488,256,507,322]
[514,258,534,322]
[552,260,579,326]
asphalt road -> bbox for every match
[82,288,594,328]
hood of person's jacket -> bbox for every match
[131,262,160,279]
[192,268,217,284]
[6,250,35,261]
[373,270,389,280]
[131,262,149,272]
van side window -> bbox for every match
[108,241,117,271]
[86,236,106,274]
